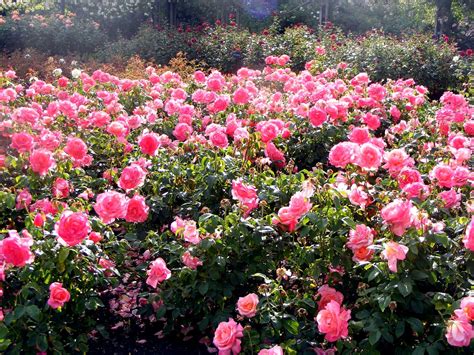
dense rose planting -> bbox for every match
[0,55,473,353]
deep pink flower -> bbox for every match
[316,300,351,342]
[381,199,415,236]
[55,211,91,246]
[213,318,244,354]
[29,149,56,176]
[381,241,409,272]
[47,282,70,309]
[93,191,129,224]
[146,257,171,288]
[0,230,34,267]
[125,195,149,223]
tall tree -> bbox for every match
[434,0,453,36]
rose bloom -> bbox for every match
[88,231,103,244]
[445,313,473,347]
[357,142,382,169]
[459,296,474,321]
[125,195,149,223]
[64,137,87,160]
[383,149,414,177]
[183,221,201,245]
[232,179,259,216]
[258,345,284,355]
[173,123,193,141]
[138,132,160,156]
[52,178,71,199]
[146,257,171,288]
[233,87,250,105]
[348,127,370,144]
[29,149,56,176]
[316,300,351,342]
[181,251,203,270]
[264,142,286,168]
[347,224,374,251]
[463,217,474,251]
[317,285,344,310]
[381,241,409,273]
[328,142,358,168]
[209,130,229,148]
[16,189,32,210]
[55,211,91,246]
[94,191,129,224]
[118,164,146,191]
[348,185,370,209]
[430,164,454,188]
[11,132,35,153]
[0,230,34,267]
[237,293,259,318]
[47,282,70,309]
[213,318,244,354]
[397,167,422,189]
[308,106,327,127]
[380,199,414,236]
[438,189,461,209]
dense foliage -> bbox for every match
[0,53,473,354]
[1,12,472,98]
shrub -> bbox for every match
[0,56,473,354]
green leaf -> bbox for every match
[341,217,356,228]
[26,305,41,322]
[378,295,391,312]
[36,335,48,352]
[395,321,405,338]
[198,282,209,295]
[369,330,381,345]
[283,318,299,335]
[58,248,70,263]
[398,279,413,297]
[407,317,424,334]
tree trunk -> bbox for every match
[59,0,66,14]
[435,0,453,37]
[319,0,330,25]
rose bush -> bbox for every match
[0,53,473,354]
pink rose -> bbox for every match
[146,257,171,288]
[380,199,414,236]
[0,230,34,267]
[47,282,70,309]
[125,195,149,223]
[348,127,370,144]
[183,221,201,245]
[463,217,474,251]
[357,142,382,169]
[233,87,250,105]
[258,345,284,355]
[445,314,473,347]
[383,149,414,177]
[265,142,286,168]
[316,300,351,342]
[236,293,259,318]
[181,251,203,269]
[52,178,71,199]
[329,142,358,168]
[138,132,160,156]
[430,164,454,188]
[460,296,474,321]
[213,318,244,354]
[64,137,87,160]
[118,164,146,191]
[381,241,409,273]
[397,168,422,189]
[308,107,327,127]
[55,211,91,246]
[232,179,259,217]
[317,285,344,310]
[173,123,193,141]
[94,191,129,224]
[16,189,32,210]
[257,121,279,143]
[348,185,370,209]
[346,224,374,262]
[438,189,461,209]
[29,149,56,176]
[209,130,229,148]
[11,132,35,153]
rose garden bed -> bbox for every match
[0,56,473,354]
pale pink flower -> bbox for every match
[381,241,409,272]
